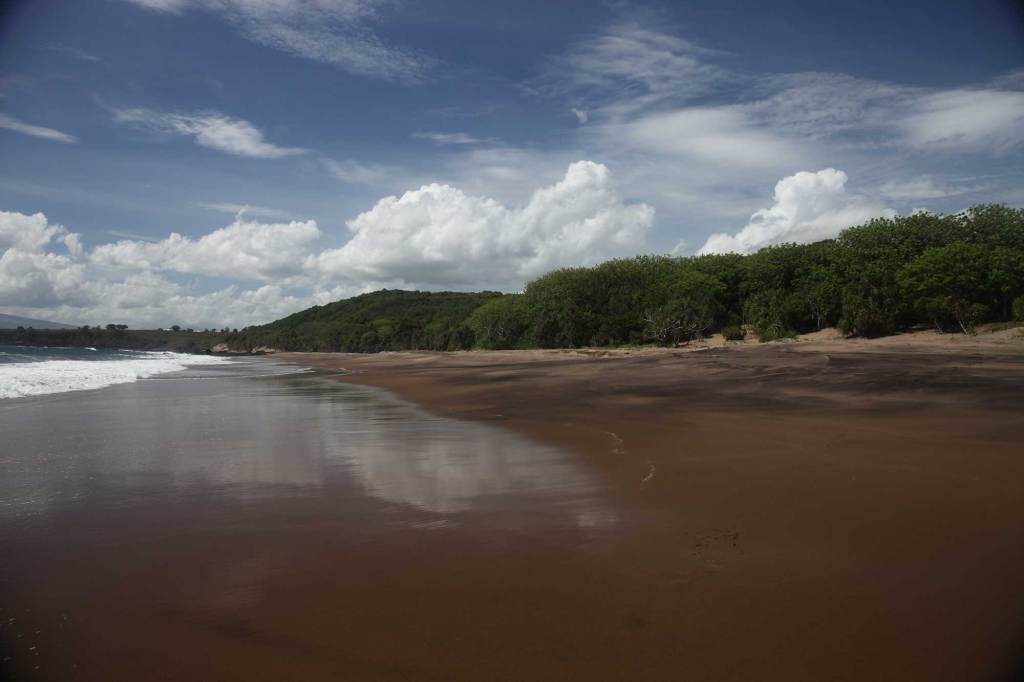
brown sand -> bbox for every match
[275,329,1024,681]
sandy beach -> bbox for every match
[277,329,1024,681]
[4,333,1024,681]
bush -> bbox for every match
[1013,295,1024,321]
[756,322,797,342]
[721,325,745,341]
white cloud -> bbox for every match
[322,158,399,185]
[413,131,487,145]
[536,23,732,117]
[0,212,87,307]
[194,202,294,220]
[571,108,588,124]
[2,167,654,326]
[91,217,321,281]
[114,108,306,158]
[119,0,432,82]
[121,0,189,11]
[698,169,895,254]
[0,113,77,144]
[0,249,89,308]
[619,105,804,169]
[0,211,67,252]
[0,210,317,328]
[311,161,654,289]
[902,89,1024,153]
[880,177,957,201]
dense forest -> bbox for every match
[226,205,1024,353]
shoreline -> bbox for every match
[277,333,1024,680]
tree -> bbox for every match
[467,295,529,349]
[897,243,994,333]
[642,270,723,345]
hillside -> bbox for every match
[0,313,76,329]
[225,289,505,352]
[0,327,226,353]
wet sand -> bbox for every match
[278,333,1024,681]
[3,334,1024,681]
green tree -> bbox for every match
[467,295,529,349]
[642,270,723,345]
[897,243,993,333]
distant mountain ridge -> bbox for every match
[0,313,75,330]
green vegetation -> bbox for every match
[225,204,1024,352]
[0,327,226,352]
[721,325,745,342]
[226,289,503,352]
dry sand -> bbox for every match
[277,327,1024,681]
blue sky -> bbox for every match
[1,0,1023,328]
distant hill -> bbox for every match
[225,289,504,352]
[0,313,76,330]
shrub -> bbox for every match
[721,325,745,341]
[1013,295,1024,321]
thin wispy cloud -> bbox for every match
[194,202,295,221]
[533,22,734,118]
[113,108,306,159]
[118,0,435,83]
[0,114,78,144]
[322,158,399,186]
[42,44,103,62]
[412,131,489,145]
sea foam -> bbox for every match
[0,352,230,399]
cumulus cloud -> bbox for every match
[118,0,432,82]
[698,169,895,254]
[0,211,88,308]
[114,108,306,158]
[0,249,89,308]
[0,210,318,328]
[311,161,654,288]
[2,164,649,325]
[0,113,77,144]
[91,217,321,281]
[0,211,68,252]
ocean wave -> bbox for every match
[0,353,231,399]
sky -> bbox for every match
[1,0,1023,329]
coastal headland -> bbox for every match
[279,329,1024,681]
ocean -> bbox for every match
[0,345,230,399]
[0,348,610,679]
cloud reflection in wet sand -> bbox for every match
[0,359,615,531]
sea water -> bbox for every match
[0,345,229,399]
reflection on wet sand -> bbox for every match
[0,359,610,528]
[1,359,624,680]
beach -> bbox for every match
[278,330,1024,681]
[2,333,1024,680]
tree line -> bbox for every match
[224,204,1024,352]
